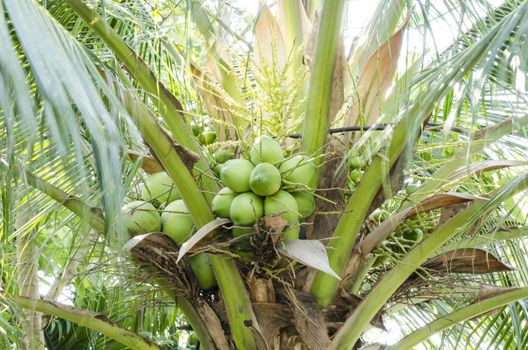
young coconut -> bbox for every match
[403,227,424,243]
[220,159,254,193]
[188,253,216,290]
[264,190,300,240]
[249,135,284,165]
[190,120,201,136]
[214,148,235,164]
[349,169,363,183]
[200,128,217,145]
[122,200,161,235]
[141,172,181,205]
[211,187,236,218]
[292,191,316,218]
[213,163,223,177]
[249,163,282,196]
[348,155,362,169]
[161,200,194,243]
[279,155,317,187]
[160,198,217,290]
[229,192,264,226]
[282,218,300,240]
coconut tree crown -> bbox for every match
[1,0,528,349]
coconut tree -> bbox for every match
[1,0,528,349]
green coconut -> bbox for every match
[265,190,298,217]
[292,191,316,218]
[122,200,161,235]
[213,163,223,177]
[279,155,316,187]
[348,155,362,169]
[141,172,181,205]
[212,187,236,218]
[161,200,194,243]
[349,169,363,183]
[200,129,217,145]
[229,192,264,226]
[188,254,217,289]
[403,227,424,243]
[249,136,284,165]
[220,159,255,193]
[265,191,299,240]
[249,163,282,196]
[282,218,300,240]
[214,148,235,164]
[190,120,201,136]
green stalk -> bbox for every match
[388,287,528,350]
[6,293,161,350]
[300,0,345,177]
[64,0,216,197]
[78,10,258,342]
[210,255,258,350]
[330,174,528,349]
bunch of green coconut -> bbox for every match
[120,136,317,287]
[212,136,317,240]
[121,135,317,243]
